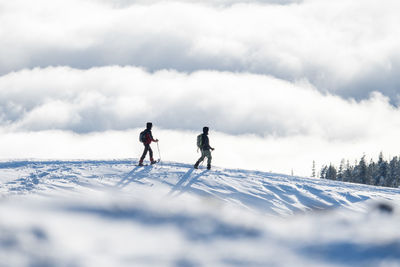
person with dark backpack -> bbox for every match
[138,122,159,166]
[194,127,214,170]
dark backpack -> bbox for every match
[197,134,203,149]
[139,130,146,143]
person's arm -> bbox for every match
[150,131,158,142]
[207,136,215,150]
[203,135,213,150]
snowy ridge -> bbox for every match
[1,160,400,266]
[1,160,398,215]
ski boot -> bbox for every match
[194,161,200,169]
[207,164,211,170]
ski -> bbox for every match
[193,166,211,170]
[152,159,161,164]
[136,159,160,167]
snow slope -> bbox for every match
[1,160,400,267]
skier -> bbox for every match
[194,126,215,170]
[138,122,159,166]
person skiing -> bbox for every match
[138,122,159,166]
[194,126,215,170]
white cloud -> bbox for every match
[2,66,400,139]
[1,0,400,101]
[2,66,400,175]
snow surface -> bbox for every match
[1,160,400,267]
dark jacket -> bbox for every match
[201,134,212,150]
[143,129,156,145]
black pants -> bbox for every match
[140,144,153,161]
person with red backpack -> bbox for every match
[194,127,215,170]
[138,122,159,166]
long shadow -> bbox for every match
[168,169,207,196]
[176,170,208,196]
[114,166,141,187]
[168,168,194,195]
[115,166,152,188]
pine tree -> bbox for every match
[343,160,352,183]
[326,164,337,180]
[377,152,388,186]
[320,165,327,179]
[366,159,377,186]
[395,156,400,188]
[388,156,399,187]
[337,159,345,181]
[312,160,316,178]
[357,155,367,184]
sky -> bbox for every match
[1,0,400,175]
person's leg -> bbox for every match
[149,146,155,162]
[205,150,212,169]
[149,146,158,164]
[139,144,150,165]
[194,150,206,168]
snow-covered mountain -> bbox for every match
[1,160,400,266]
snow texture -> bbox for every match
[1,160,400,266]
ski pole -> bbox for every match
[157,141,161,162]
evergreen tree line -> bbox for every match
[315,153,400,188]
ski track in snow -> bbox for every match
[1,160,400,267]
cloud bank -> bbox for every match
[2,66,400,175]
[2,66,399,139]
[1,0,400,102]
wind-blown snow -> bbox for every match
[1,160,400,266]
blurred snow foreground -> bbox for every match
[1,160,400,267]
